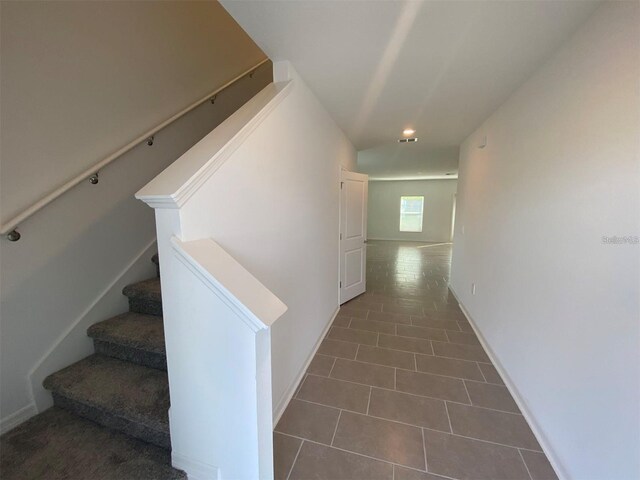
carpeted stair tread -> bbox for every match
[123,277,162,315]
[87,312,167,370]
[0,407,185,480]
[43,355,169,444]
[88,312,165,354]
[122,277,161,302]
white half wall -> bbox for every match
[450,3,640,479]
[367,179,457,242]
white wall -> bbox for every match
[139,61,356,420]
[182,63,356,417]
[0,0,271,431]
[450,3,640,479]
[367,179,457,242]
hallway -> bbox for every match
[274,241,557,480]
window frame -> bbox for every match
[399,195,425,233]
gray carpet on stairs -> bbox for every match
[88,312,167,370]
[123,278,163,316]
[43,354,170,448]
[1,265,177,478]
[0,407,185,480]
[88,312,165,354]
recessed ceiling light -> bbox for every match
[402,128,415,136]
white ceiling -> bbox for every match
[221,0,600,178]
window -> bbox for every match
[399,196,424,232]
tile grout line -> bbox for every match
[293,374,308,400]
[444,401,454,434]
[286,397,352,415]
[483,379,506,386]
[386,330,446,344]
[328,338,492,372]
[421,427,428,473]
[276,433,459,480]
[326,333,488,361]
[411,320,462,333]
[330,410,343,446]
[298,374,522,417]
[285,400,470,435]
[476,362,488,382]
[347,319,396,335]
[519,449,534,480]
[286,439,304,480]
[341,330,477,349]
[461,379,472,404]
[366,386,372,415]
[328,357,338,378]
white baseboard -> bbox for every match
[0,403,37,435]
[272,306,339,426]
[448,285,567,480]
[172,451,220,480]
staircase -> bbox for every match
[2,71,291,479]
[42,255,171,448]
[0,254,185,479]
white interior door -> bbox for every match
[340,170,368,304]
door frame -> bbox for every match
[338,168,369,304]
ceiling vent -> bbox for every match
[398,137,418,143]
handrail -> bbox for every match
[1,57,270,241]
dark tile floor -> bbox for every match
[274,241,558,480]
